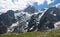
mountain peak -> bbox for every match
[24,5,38,14]
[55,3,60,9]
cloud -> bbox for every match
[0,0,55,12]
[46,0,55,4]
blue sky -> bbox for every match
[33,0,60,10]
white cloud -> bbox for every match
[0,0,54,12]
[46,0,55,4]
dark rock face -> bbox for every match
[0,10,17,26]
[28,13,41,32]
[0,21,7,34]
[38,7,60,31]
[24,5,38,14]
[28,14,37,32]
[0,10,17,34]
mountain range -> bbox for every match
[0,3,60,34]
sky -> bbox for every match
[33,0,60,10]
[0,0,60,12]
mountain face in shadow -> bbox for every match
[24,5,38,14]
[38,7,60,31]
[0,10,17,34]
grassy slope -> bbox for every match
[0,29,60,37]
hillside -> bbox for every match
[0,28,60,37]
